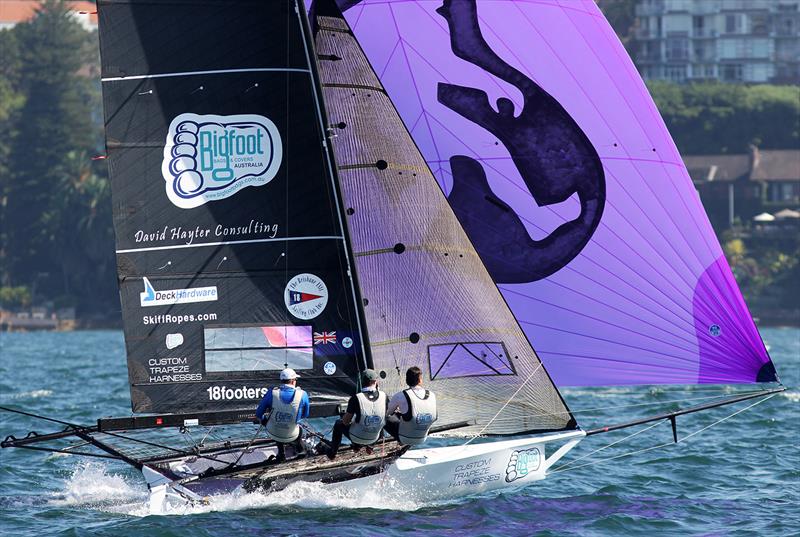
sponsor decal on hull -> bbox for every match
[505,447,541,483]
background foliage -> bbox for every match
[0,1,796,323]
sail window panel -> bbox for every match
[205,349,313,373]
[204,325,313,372]
[429,343,516,380]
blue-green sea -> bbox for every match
[0,328,797,536]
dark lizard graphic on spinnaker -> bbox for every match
[435,0,605,283]
[326,0,773,386]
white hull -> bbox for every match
[144,430,585,513]
[336,430,585,501]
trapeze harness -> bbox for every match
[265,387,304,443]
[348,390,387,445]
[398,388,437,446]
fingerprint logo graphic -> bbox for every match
[161,113,283,209]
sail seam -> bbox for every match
[101,67,311,82]
[116,235,344,254]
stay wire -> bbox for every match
[549,392,780,475]
[461,361,543,446]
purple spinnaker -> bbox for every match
[331,0,774,386]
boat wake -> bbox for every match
[48,462,146,511]
[0,389,53,401]
[49,462,425,516]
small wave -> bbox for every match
[49,462,146,508]
[782,391,800,403]
[137,477,425,517]
[2,389,53,400]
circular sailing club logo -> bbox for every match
[285,273,328,320]
[709,324,722,337]
[323,361,337,375]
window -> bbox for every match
[725,14,740,34]
[204,325,313,372]
[694,42,706,60]
[666,38,689,60]
[693,16,705,37]
[665,64,687,81]
[750,14,768,36]
[721,64,743,81]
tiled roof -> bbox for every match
[0,1,97,27]
[684,150,800,182]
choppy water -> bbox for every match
[0,328,797,536]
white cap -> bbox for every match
[280,368,300,380]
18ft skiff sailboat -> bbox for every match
[1,0,784,513]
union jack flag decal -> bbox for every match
[313,331,336,345]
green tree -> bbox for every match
[3,1,106,308]
[649,82,800,154]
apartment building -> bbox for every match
[634,0,800,83]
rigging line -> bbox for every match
[461,362,543,446]
[549,392,780,474]
[554,419,665,472]
[222,424,264,471]
[482,389,771,421]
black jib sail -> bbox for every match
[98,0,369,414]
[313,1,576,435]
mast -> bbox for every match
[294,0,374,375]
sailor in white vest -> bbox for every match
[384,366,437,446]
[255,368,310,461]
[321,369,387,460]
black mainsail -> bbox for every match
[98,0,369,414]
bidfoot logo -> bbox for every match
[504,447,541,483]
[140,277,218,307]
[162,113,282,209]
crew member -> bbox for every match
[384,366,437,445]
[256,368,309,461]
[321,369,387,460]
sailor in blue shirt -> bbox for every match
[256,368,310,460]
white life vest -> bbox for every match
[348,390,387,445]
[265,387,303,443]
[398,388,437,446]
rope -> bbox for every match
[552,419,664,472]
[479,388,770,423]
[461,361,543,446]
[549,392,779,474]
[222,423,264,471]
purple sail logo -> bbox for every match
[161,113,282,209]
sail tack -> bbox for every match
[330,0,776,386]
[98,0,369,413]
[314,2,576,435]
